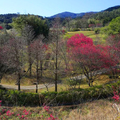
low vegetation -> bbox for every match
[1,99,120,120]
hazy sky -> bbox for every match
[0,0,120,17]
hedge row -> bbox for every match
[0,81,120,106]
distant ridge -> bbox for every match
[49,11,96,18]
[104,5,120,11]
[50,11,82,18]
[49,5,120,18]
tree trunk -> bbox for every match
[55,39,58,92]
[55,71,57,92]
[36,59,39,93]
[88,82,90,87]
[88,78,91,87]
[18,72,21,91]
[29,57,32,77]
[36,83,38,93]
[28,47,32,77]
[40,60,43,78]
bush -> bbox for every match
[72,28,80,31]
[0,89,43,106]
[94,28,100,34]
[86,28,92,31]
[1,81,120,106]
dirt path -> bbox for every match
[1,66,118,90]
[0,83,55,90]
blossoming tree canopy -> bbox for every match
[67,33,118,70]
[67,33,118,86]
[67,33,93,48]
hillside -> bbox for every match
[91,6,120,25]
[50,11,86,18]
[0,13,43,29]
[104,5,120,11]
[49,5,120,18]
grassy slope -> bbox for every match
[18,74,115,93]
[39,75,114,92]
[64,31,106,44]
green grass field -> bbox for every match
[64,31,95,38]
[64,31,106,44]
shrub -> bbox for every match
[94,28,100,34]
[1,81,120,106]
[72,28,80,31]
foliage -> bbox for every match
[94,28,100,34]
[75,18,88,29]
[100,16,120,35]
[1,80,120,106]
[72,28,80,31]
[0,100,58,120]
[108,16,120,34]
[0,26,3,30]
[0,14,18,29]
[67,33,93,48]
[91,8,120,26]
[67,34,118,86]
[11,15,49,38]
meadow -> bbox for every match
[64,31,106,44]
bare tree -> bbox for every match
[2,32,27,90]
[31,35,47,93]
[59,39,70,71]
[21,25,35,77]
[65,17,72,31]
[0,29,11,82]
[49,18,64,92]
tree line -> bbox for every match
[0,6,120,31]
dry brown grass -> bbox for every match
[54,99,120,120]
[1,74,35,86]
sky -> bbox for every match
[0,0,120,17]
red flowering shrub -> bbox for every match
[67,34,93,49]
[67,34,118,69]
[0,100,58,120]
[112,86,120,102]
[0,26,3,30]
[67,34,118,86]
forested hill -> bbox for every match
[104,5,120,12]
[0,14,18,24]
[0,14,43,29]
[50,12,86,18]
[90,6,120,26]
[49,5,120,18]
[0,14,19,29]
